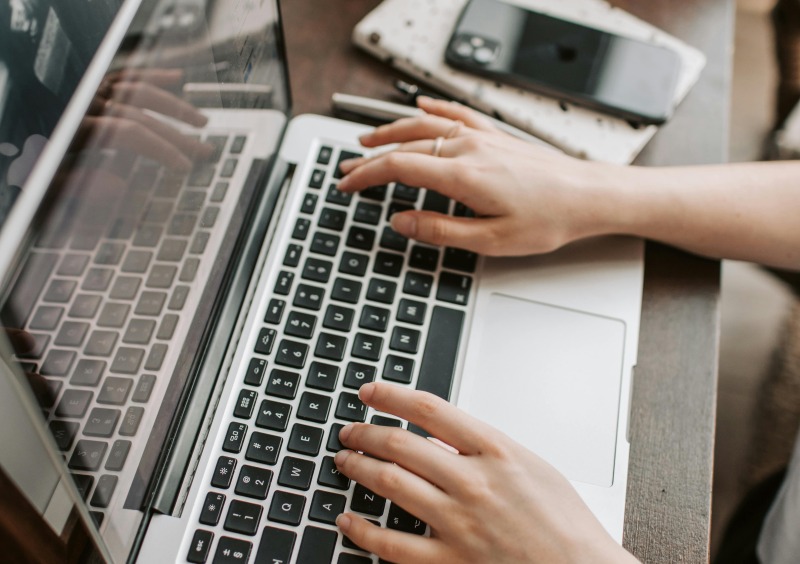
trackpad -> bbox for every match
[464,294,626,487]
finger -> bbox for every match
[359,383,498,456]
[390,211,502,254]
[416,96,496,132]
[111,82,208,127]
[338,423,461,491]
[359,114,470,147]
[105,102,210,157]
[104,68,185,88]
[341,140,459,175]
[334,449,448,524]
[3,328,35,354]
[337,513,444,564]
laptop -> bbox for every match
[0,0,643,562]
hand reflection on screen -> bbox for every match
[2,328,57,408]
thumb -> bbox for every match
[390,210,497,254]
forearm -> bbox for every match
[597,161,800,270]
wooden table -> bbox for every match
[282,1,733,561]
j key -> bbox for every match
[268,491,306,527]
[84,407,120,437]
[302,257,333,283]
[301,193,318,214]
[244,358,268,387]
[214,537,252,563]
[314,332,347,361]
[49,420,79,451]
[235,465,273,500]
[275,339,309,369]
[360,184,387,201]
[317,145,333,164]
[331,278,361,304]
[387,503,427,535]
[90,475,118,508]
[297,526,337,564]
[409,245,439,272]
[105,439,131,471]
[353,201,381,225]
[437,272,473,305]
[383,355,415,384]
[200,492,226,526]
[187,530,213,564]
[309,169,325,189]
[403,271,433,298]
[326,423,346,453]
[255,526,297,564]
[344,362,376,389]
[352,333,383,361]
[223,422,247,453]
[391,327,421,354]
[266,369,300,399]
[318,456,350,490]
[386,201,413,222]
[393,182,420,202]
[132,374,157,402]
[283,244,302,267]
[339,251,368,276]
[335,392,367,422]
[373,251,403,277]
[322,304,354,332]
[68,440,107,471]
[294,284,325,311]
[380,226,408,252]
[350,484,386,516]
[264,299,286,324]
[288,423,324,456]
[292,218,311,240]
[309,490,346,524]
[256,399,291,431]
[306,361,339,391]
[274,271,294,296]
[285,311,317,340]
[211,456,237,489]
[224,500,262,536]
[310,232,340,256]
[346,226,375,251]
[234,389,258,419]
[422,190,451,213]
[56,389,93,418]
[397,298,426,325]
[366,279,396,304]
[255,328,277,355]
[318,207,347,231]
[359,305,390,332]
[442,247,479,273]
[297,391,332,423]
[278,455,316,490]
[245,431,282,466]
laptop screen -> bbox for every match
[0,0,291,559]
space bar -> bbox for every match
[408,306,465,436]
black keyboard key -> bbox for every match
[404,271,434,298]
[310,232,340,256]
[105,439,131,471]
[293,284,325,311]
[256,400,291,431]
[133,224,162,247]
[292,218,311,240]
[231,135,247,154]
[235,465,273,500]
[123,318,155,345]
[187,530,213,564]
[297,526,337,564]
[234,389,258,419]
[338,554,372,564]
[366,278,396,304]
[58,253,89,276]
[283,244,302,267]
[327,423,346,453]
[386,201,413,221]
[109,276,140,301]
[443,247,479,273]
[68,440,107,471]
[309,490,346,524]
[288,423,324,456]
[146,265,177,289]
[69,295,101,319]
[275,339,309,369]
[390,327,421,354]
[267,492,306,527]
[246,432,282,466]
[331,278,361,304]
[437,272,472,305]
[317,145,333,165]
[383,355,415,384]
[307,361,340,392]
[344,362,376,389]
[180,257,201,281]
[132,374,156,403]
[224,500,262,536]
[200,492,226,526]
[84,407,120,437]
[318,207,347,231]
[85,330,119,356]
[393,182,420,202]
[302,257,333,284]
[49,420,79,451]
[309,169,325,189]
[335,150,362,178]
[44,279,77,302]
[244,358,268,387]
[42,349,76,376]
[17,333,49,359]
[71,473,94,500]
[110,347,145,374]
[297,391,332,423]
[373,251,404,277]
[454,201,476,217]
[137,291,167,316]
[339,253,369,278]
[301,193,319,214]
[213,537,252,563]
[350,484,386,516]
[351,333,382,361]
[380,226,408,252]
[122,250,153,273]
[266,369,301,399]
[220,158,238,178]
[323,304,354,333]
[90,474,117,508]
[264,299,286,324]
[422,190,451,213]
[255,526,296,564]
[96,304,127,329]
[56,389,93,418]
[371,415,403,427]
[188,164,214,187]
[158,239,187,262]
[387,503,426,535]
[222,422,247,453]
[314,332,347,361]
[359,305,390,332]
[335,392,367,422]
[157,314,179,340]
[211,457,237,489]
[360,184,387,201]
[30,305,64,330]
[397,299,426,326]
[278,456,316,490]
[255,328,277,355]
[353,202,381,225]
[346,226,375,251]
[318,456,350,490]
[274,271,295,296]
[326,184,352,207]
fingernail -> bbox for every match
[338,158,361,173]
[337,176,351,192]
[339,424,353,443]
[335,449,352,466]
[358,382,376,403]
[336,513,352,532]
[358,132,374,142]
[391,213,417,237]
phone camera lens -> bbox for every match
[473,46,495,64]
[454,39,474,58]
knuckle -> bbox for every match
[374,466,401,492]
[374,535,403,562]
[422,216,449,246]
[384,428,410,455]
[412,391,442,424]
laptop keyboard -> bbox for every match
[187,143,477,564]
[8,132,249,526]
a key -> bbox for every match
[97,304,130,328]
[373,251,404,277]
[380,226,408,252]
[30,306,63,330]
[346,226,375,251]
[264,299,286,324]
[132,374,156,402]
[403,271,434,298]
[390,327,421,354]
[442,247,479,273]
[436,272,473,305]
[294,284,325,311]
[313,332,348,361]
[309,490,346,524]
[310,232,340,256]
[234,389,258,419]
[353,202,381,225]
[325,184,352,207]
[42,349,76,376]
[331,278,361,304]
[302,257,333,284]
[136,291,167,316]
[105,439,131,471]
[387,503,427,535]
[56,389,93,418]
[366,279,396,304]
[49,420,79,451]
[119,406,144,436]
[393,183,420,202]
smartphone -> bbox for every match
[445,0,682,125]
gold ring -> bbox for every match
[432,136,445,157]
[445,119,463,139]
